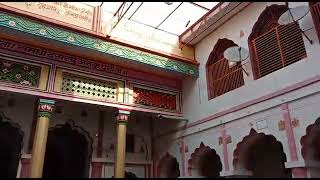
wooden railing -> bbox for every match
[207,58,244,99]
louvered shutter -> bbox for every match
[207,58,244,99]
[252,22,307,78]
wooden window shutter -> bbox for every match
[252,22,307,78]
[207,58,244,99]
[310,2,320,42]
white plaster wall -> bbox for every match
[0,91,36,154]
[154,1,320,177]
[183,1,320,124]
[155,91,320,177]
[288,92,320,162]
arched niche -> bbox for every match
[43,119,93,178]
[187,142,222,178]
[248,4,289,79]
[206,38,244,99]
[301,117,320,161]
[0,112,24,178]
[157,152,180,178]
[233,128,291,177]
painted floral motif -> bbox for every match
[2,68,9,74]
[15,74,21,79]
[20,80,31,86]
[68,36,75,42]
[0,59,41,87]
[29,71,35,76]
[8,21,16,27]
[39,29,46,35]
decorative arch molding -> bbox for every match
[232,128,289,177]
[157,152,180,178]
[300,117,320,161]
[206,38,244,99]
[187,142,222,177]
[233,128,261,169]
[48,119,93,161]
[43,119,93,178]
[248,4,288,41]
[248,4,289,79]
[0,111,24,177]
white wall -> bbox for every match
[154,2,320,177]
[183,1,320,125]
[0,91,35,154]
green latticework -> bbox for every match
[0,58,41,87]
[0,12,199,76]
[61,72,118,101]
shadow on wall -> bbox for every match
[0,112,24,178]
[188,142,222,178]
[233,128,291,178]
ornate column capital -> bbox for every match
[37,99,55,118]
[116,109,131,125]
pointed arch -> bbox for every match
[300,117,320,161]
[206,38,244,100]
[248,4,306,79]
[0,112,24,178]
[248,4,288,41]
[206,38,237,66]
[187,142,222,177]
[43,119,93,178]
[233,128,290,177]
[157,152,180,178]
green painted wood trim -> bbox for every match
[39,98,55,105]
[0,12,199,76]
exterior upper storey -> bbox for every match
[153,2,320,137]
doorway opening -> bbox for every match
[43,120,93,178]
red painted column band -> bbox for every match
[20,158,31,178]
[91,162,103,178]
[292,167,308,178]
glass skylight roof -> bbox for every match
[83,2,219,36]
